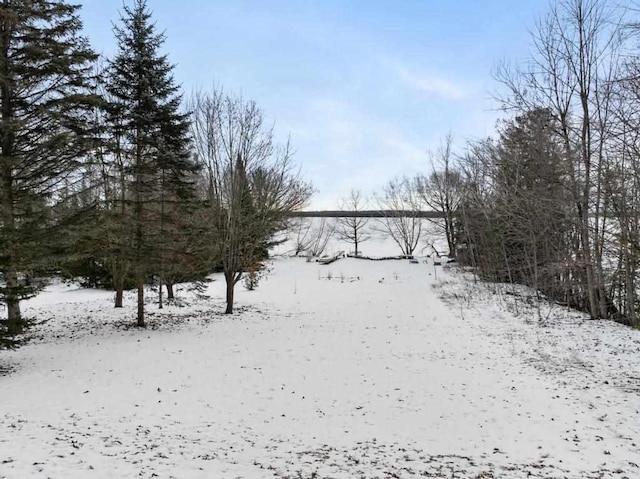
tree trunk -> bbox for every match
[0,137,20,323]
[445,216,455,258]
[581,207,599,319]
[625,244,636,326]
[158,278,163,310]
[113,265,125,307]
[0,6,21,333]
[115,288,124,308]
[137,282,145,327]
[224,271,234,314]
[166,282,174,300]
[5,268,22,334]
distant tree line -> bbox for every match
[314,133,462,260]
[0,0,311,341]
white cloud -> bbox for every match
[388,61,469,100]
[280,97,431,209]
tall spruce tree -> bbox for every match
[106,0,195,327]
[0,0,97,334]
[492,108,571,294]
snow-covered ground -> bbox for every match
[1,234,639,478]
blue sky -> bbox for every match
[79,1,549,208]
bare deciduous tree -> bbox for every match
[336,189,370,256]
[376,177,422,256]
[307,218,336,257]
[415,133,463,258]
[190,88,312,314]
[288,218,314,256]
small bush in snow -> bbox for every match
[243,270,262,291]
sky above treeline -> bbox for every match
[80,1,549,209]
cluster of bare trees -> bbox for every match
[290,217,337,257]
[291,169,458,259]
[455,0,640,326]
[369,134,463,258]
[291,138,461,259]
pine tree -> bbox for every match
[106,0,196,327]
[0,0,97,334]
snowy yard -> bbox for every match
[1,252,640,478]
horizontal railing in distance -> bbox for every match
[287,210,444,218]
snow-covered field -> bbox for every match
[1,234,640,478]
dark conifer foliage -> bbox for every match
[105,0,197,326]
[460,109,573,301]
[0,0,97,333]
